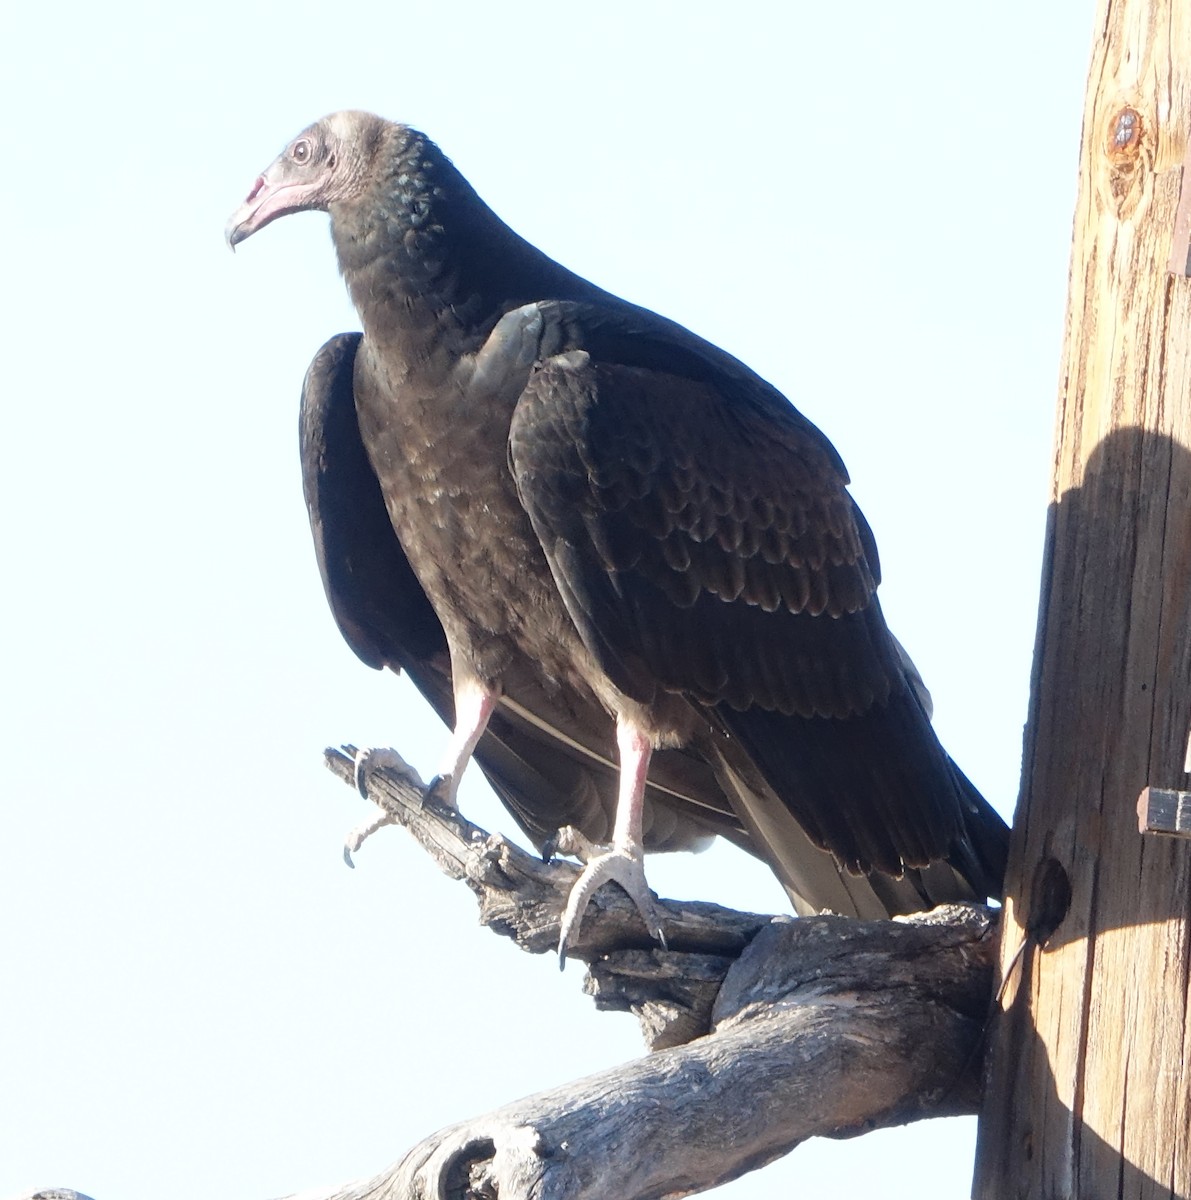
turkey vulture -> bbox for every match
[227,112,1007,954]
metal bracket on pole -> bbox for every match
[1137,725,1191,836]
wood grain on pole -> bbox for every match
[974,2,1191,1196]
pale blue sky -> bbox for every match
[2,2,1092,1196]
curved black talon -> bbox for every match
[353,752,373,799]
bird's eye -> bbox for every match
[291,139,312,164]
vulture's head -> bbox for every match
[226,111,391,248]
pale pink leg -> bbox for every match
[430,678,500,807]
[611,721,652,849]
[347,679,498,864]
[556,718,665,964]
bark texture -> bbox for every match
[286,749,997,1200]
[974,2,1191,1195]
[27,750,1001,1200]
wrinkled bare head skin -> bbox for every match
[225,111,389,248]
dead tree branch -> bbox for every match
[328,745,775,1049]
[27,754,999,1200]
[272,748,1001,1200]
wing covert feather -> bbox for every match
[299,334,736,858]
[510,351,903,720]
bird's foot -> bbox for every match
[353,746,423,798]
[344,746,426,867]
[543,824,601,864]
[556,843,667,968]
[342,808,399,868]
[424,772,460,809]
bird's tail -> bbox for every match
[709,687,1009,918]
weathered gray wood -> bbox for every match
[10,1191,100,1200]
[973,2,1191,1195]
[25,758,1001,1200]
[274,905,996,1200]
[328,745,773,1049]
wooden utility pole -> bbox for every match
[974,2,1191,1196]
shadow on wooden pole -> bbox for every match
[973,2,1191,1196]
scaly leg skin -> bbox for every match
[556,719,666,967]
[345,680,498,866]
[426,678,499,807]
[352,746,423,798]
[345,747,424,867]
[546,824,602,863]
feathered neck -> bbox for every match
[328,126,602,357]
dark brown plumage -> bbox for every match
[299,331,742,858]
[228,112,1008,948]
